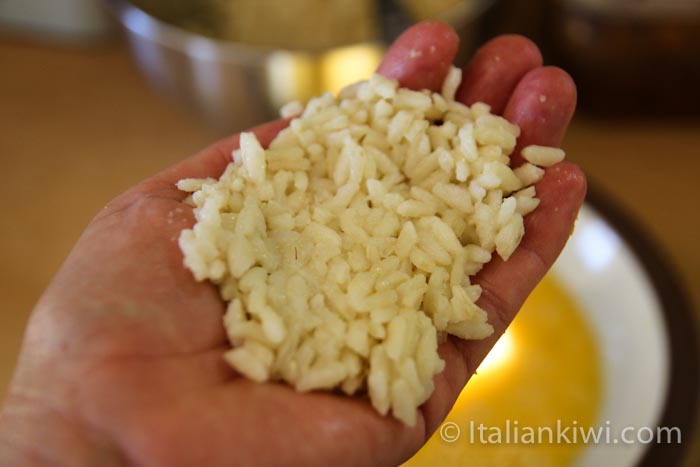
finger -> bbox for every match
[462,162,586,371]
[140,21,460,199]
[505,66,577,166]
[162,20,460,188]
[464,68,578,337]
[462,68,578,343]
[377,20,459,92]
[456,35,543,114]
[420,67,579,432]
[148,20,460,193]
[418,163,586,435]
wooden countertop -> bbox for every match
[1,38,699,463]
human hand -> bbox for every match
[0,21,585,467]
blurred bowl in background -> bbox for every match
[0,0,113,43]
[103,0,496,132]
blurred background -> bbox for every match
[1,0,699,466]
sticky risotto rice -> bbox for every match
[177,67,564,426]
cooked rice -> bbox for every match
[521,145,566,167]
[177,68,565,426]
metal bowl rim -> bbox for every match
[103,0,496,65]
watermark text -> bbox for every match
[438,420,681,445]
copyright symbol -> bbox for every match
[440,421,461,443]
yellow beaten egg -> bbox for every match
[404,275,603,467]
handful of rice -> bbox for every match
[177,67,564,426]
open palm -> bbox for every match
[0,21,585,467]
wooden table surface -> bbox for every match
[1,38,699,463]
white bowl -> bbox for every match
[553,197,697,467]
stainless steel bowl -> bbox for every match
[104,0,496,132]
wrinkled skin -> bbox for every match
[0,21,585,467]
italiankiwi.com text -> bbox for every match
[438,420,682,445]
